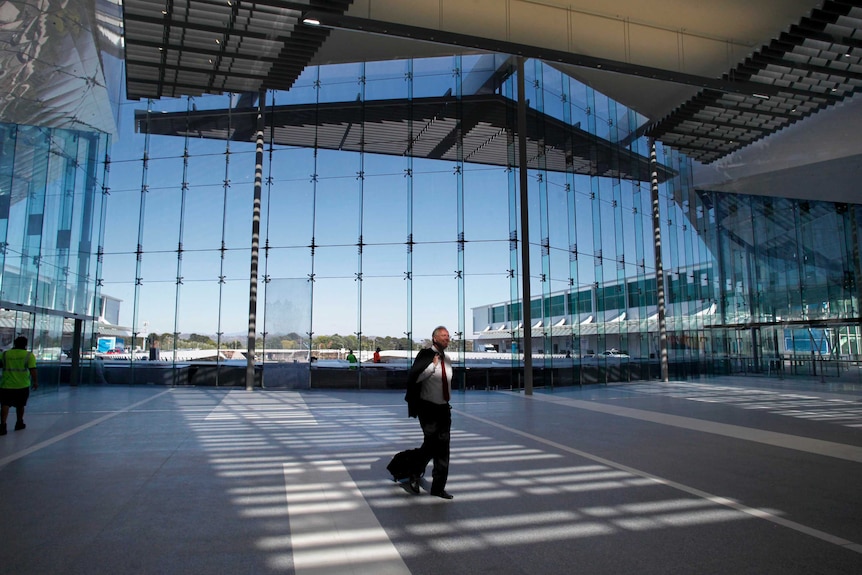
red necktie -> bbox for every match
[441,354,449,401]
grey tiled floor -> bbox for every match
[1,376,861,574]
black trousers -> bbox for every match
[416,400,451,492]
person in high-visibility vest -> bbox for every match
[0,336,39,435]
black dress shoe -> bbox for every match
[408,475,421,494]
[430,490,453,500]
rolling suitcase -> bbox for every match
[386,448,424,481]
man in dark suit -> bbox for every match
[404,326,454,499]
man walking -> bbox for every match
[0,336,38,435]
[404,326,454,499]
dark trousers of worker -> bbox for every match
[416,400,451,493]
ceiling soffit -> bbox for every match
[121,0,354,100]
[120,1,862,168]
[303,1,862,164]
[648,0,862,164]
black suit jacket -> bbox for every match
[404,348,438,418]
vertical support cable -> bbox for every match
[132,101,153,374]
[649,138,669,382]
[217,98,233,386]
[503,65,520,377]
[172,97,192,383]
[680,154,703,367]
[625,107,648,360]
[356,62,367,388]
[260,89,276,388]
[585,86,604,360]
[561,72,581,379]
[852,206,861,318]
[455,55,466,383]
[608,99,627,358]
[308,67,321,377]
[745,197,758,357]
[517,56,533,395]
[246,88,266,391]
[93,132,111,379]
[532,59,552,373]
[406,60,415,355]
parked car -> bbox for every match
[601,349,630,358]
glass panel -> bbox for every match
[412,244,459,339]
[264,148,316,248]
[363,167,408,245]
[362,273,407,345]
[365,59,409,101]
[412,57,457,99]
[318,62,364,104]
[314,152,361,246]
[263,278,312,359]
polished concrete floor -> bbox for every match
[1,375,861,574]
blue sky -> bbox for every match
[97,55,694,343]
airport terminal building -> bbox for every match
[1,1,861,389]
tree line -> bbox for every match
[148,332,427,351]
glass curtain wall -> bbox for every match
[85,54,862,390]
[0,122,106,391]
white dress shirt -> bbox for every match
[419,347,451,404]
